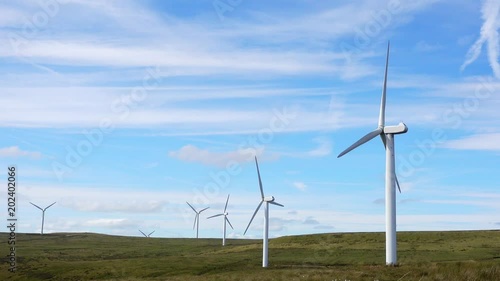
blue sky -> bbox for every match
[0,0,499,239]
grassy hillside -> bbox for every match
[1,230,499,280]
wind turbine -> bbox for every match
[207,194,234,246]
[244,156,284,268]
[337,42,407,266]
[186,202,209,239]
[139,230,155,237]
[30,202,56,235]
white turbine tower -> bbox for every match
[139,230,155,237]
[207,194,234,246]
[337,42,407,266]
[30,202,56,235]
[186,202,209,239]
[244,156,284,268]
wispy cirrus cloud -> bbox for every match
[0,0,443,83]
[84,218,136,228]
[170,137,334,168]
[443,133,500,151]
[293,181,308,191]
[306,138,333,157]
[168,145,262,167]
[280,137,333,158]
[461,0,500,78]
[0,146,42,159]
[70,200,167,213]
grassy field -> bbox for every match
[1,230,499,280]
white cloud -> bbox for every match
[0,0,442,84]
[281,137,333,158]
[293,182,308,191]
[423,199,500,209]
[0,146,41,159]
[3,40,341,75]
[399,198,420,204]
[84,218,135,228]
[68,200,167,213]
[303,216,320,225]
[443,133,500,151]
[461,0,500,78]
[169,145,263,167]
[314,225,335,230]
[306,137,333,157]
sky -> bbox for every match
[0,0,499,239]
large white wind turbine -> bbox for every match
[244,156,284,268]
[337,42,407,265]
[207,194,234,246]
[139,230,155,237]
[186,202,209,239]
[30,202,56,235]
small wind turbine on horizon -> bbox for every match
[337,42,407,266]
[244,156,284,268]
[207,194,234,246]
[30,202,56,235]
[139,230,155,237]
[186,202,209,239]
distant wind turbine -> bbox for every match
[30,202,56,235]
[139,230,155,237]
[244,156,284,268]
[186,202,209,238]
[337,42,408,265]
[207,194,234,246]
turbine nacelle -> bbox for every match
[263,196,275,202]
[384,122,408,134]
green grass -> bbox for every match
[1,230,499,280]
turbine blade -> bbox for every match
[207,213,224,219]
[224,194,230,212]
[186,202,197,213]
[199,207,210,213]
[337,128,383,158]
[269,201,284,207]
[44,202,56,211]
[226,217,234,230]
[379,41,390,128]
[139,230,147,237]
[148,230,155,236]
[244,201,263,235]
[30,202,43,211]
[255,156,265,199]
[193,214,198,230]
[395,175,402,193]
